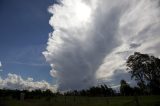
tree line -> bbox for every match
[0,89,55,100]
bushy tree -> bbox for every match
[120,80,132,96]
[126,52,160,94]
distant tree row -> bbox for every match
[0,89,55,100]
[64,84,115,97]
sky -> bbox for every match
[0,0,160,92]
[0,0,56,81]
[0,0,57,91]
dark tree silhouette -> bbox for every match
[120,80,132,96]
[64,84,115,97]
[126,52,160,94]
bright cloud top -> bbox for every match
[43,0,160,91]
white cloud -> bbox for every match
[43,0,160,91]
[0,61,2,71]
[0,61,2,67]
[0,61,57,92]
[0,73,57,92]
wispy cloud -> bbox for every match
[5,61,48,67]
[0,61,2,71]
[0,61,2,67]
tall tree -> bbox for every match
[126,52,160,94]
[120,80,132,96]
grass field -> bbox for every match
[1,96,160,106]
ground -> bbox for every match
[1,96,160,106]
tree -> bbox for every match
[120,80,132,96]
[126,52,160,94]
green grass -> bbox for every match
[1,96,160,106]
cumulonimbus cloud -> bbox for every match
[43,0,160,91]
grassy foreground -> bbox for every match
[1,96,160,106]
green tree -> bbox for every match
[120,80,132,96]
[126,52,160,94]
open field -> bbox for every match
[1,96,160,106]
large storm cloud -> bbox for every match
[43,0,160,91]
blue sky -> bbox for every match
[0,0,56,83]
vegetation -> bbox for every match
[120,80,133,96]
[127,52,160,94]
[0,95,160,106]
